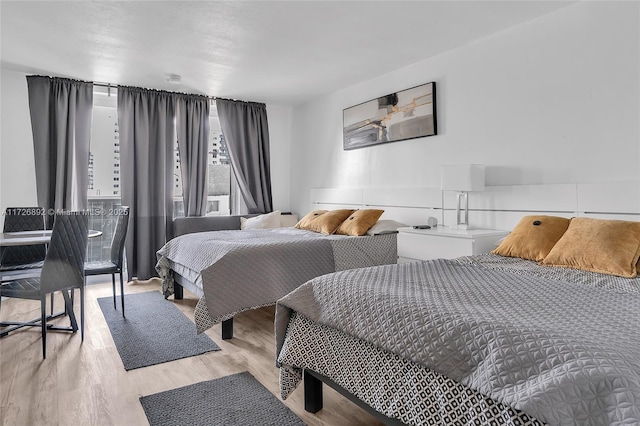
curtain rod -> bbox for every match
[33,77,261,105]
[30,74,267,104]
[92,80,265,106]
[93,81,264,106]
[94,81,219,101]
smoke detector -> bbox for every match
[166,74,182,84]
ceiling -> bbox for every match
[1,1,574,106]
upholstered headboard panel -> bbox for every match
[172,212,299,237]
[173,214,258,237]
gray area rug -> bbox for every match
[98,291,219,370]
[140,371,305,426]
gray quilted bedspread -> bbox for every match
[275,258,640,425]
[156,228,397,329]
[157,228,334,322]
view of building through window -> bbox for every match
[87,88,231,261]
[206,103,231,215]
[88,101,120,197]
[171,101,231,217]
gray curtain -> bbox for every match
[176,95,210,216]
[118,87,176,280]
[216,99,273,214]
[26,76,93,226]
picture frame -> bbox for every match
[343,81,437,150]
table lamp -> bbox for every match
[441,164,485,230]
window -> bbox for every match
[205,103,231,215]
[172,101,231,218]
[88,86,122,262]
[90,90,119,198]
[88,88,232,259]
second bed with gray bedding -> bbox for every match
[156,227,397,334]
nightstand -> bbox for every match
[397,227,509,262]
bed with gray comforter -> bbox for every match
[275,254,640,425]
[156,227,397,334]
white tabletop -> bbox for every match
[0,230,102,247]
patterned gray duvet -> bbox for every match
[155,228,397,332]
[275,254,640,425]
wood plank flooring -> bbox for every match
[0,279,383,426]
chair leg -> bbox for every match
[62,290,77,331]
[50,292,54,316]
[119,272,125,318]
[80,284,85,342]
[70,289,75,314]
[41,297,47,359]
[111,274,116,309]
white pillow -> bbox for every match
[240,210,282,230]
[366,219,408,235]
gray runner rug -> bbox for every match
[140,371,305,426]
[98,291,219,370]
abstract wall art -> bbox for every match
[343,81,437,150]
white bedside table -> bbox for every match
[397,227,509,263]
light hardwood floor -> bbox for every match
[0,279,383,426]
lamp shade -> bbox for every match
[441,164,485,192]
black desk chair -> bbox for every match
[84,206,130,317]
[0,207,46,281]
[0,211,89,359]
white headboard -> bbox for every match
[310,186,442,226]
[310,181,640,230]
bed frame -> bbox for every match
[300,180,640,420]
[303,369,405,425]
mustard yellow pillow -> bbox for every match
[295,209,354,234]
[336,209,384,236]
[295,210,328,229]
[541,217,640,278]
[491,215,571,261]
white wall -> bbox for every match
[289,1,640,217]
[0,69,293,215]
[0,69,38,213]
[265,104,292,212]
